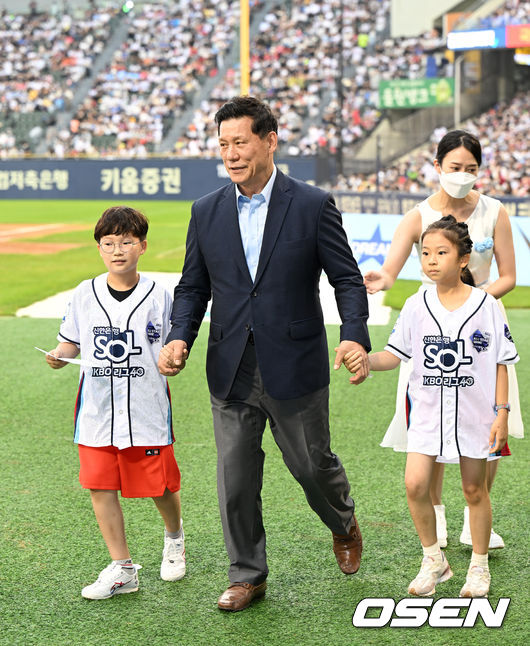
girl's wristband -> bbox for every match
[494,403,510,412]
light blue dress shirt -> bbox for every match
[236,166,277,282]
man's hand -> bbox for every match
[334,341,369,383]
[158,340,188,376]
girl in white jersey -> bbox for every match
[346,216,519,598]
[363,130,522,549]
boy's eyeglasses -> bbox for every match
[99,241,139,254]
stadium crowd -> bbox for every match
[475,0,530,27]
[56,0,241,157]
[328,91,530,197]
[0,4,118,155]
[175,0,452,158]
[0,0,527,198]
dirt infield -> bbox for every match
[0,223,91,255]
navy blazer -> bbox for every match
[167,170,370,400]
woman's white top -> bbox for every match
[414,193,501,288]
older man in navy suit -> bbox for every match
[159,96,370,611]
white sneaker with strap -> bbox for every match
[82,561,140,600]
[408,553,453,597]
[459,565,491,598]
[160,525,186,581]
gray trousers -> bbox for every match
[210,339,355,585]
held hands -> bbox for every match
[158,340,188,376]
[489,411,508,454]
[334,341,369,385]
[343,349,370,385]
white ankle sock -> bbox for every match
[165,526,182,540]
[115,558,134,572]
[422,542,442,559]
[471,552,489,569]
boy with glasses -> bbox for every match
[45,205,185,599]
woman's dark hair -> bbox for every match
[94,206,148,242]
[421,215,475,286]
[436,129,482,167]
[214,96,278,137]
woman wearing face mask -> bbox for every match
[363,129,523,549]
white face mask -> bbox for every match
[439,171,477,199]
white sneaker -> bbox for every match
[459,565,491,598]
[160,526,186,581]
[82,562,140,600]
[460,507,505,549]
[488,529,505,549]
[434,505,447,548]
[408,554,453,597]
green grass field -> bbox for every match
[1,317,528,646]
[1,199,528,645]
[0,200,192,316]
[1,199,529,316]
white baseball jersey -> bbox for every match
[385,285,519,460]
[58,273,173,449]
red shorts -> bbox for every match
[78,444,181,498]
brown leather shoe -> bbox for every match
[217,581,267,611]
[332,515,362,574]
